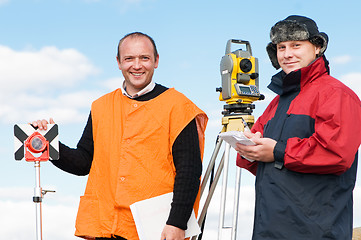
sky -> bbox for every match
[1,0,361,239]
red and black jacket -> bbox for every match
[237,56,361,239]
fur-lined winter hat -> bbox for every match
[266,15,329,69]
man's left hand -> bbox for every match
[160,225,185,240]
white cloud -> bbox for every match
[0,200,77,240]
[0,45,111,124]
[0,45,99,93]
[339,72,361,98]
[331,55,352,65]
[102,77,123,91]
[0,187,78,240]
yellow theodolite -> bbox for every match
[218,39,263,105]
[216,39,264,130]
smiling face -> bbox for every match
[277,40,321,74]
[117,36,159,96]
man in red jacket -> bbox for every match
[236,15,361,239]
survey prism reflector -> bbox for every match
[14,124,59,161]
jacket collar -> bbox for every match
[268,56,329,96]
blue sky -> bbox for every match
[1,0,361,239]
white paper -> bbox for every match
[219,131,256,162]
[130,192,201,240]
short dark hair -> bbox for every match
[117,32,158,60]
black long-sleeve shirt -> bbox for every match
[51,84,202,230]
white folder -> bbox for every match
[130,192,201,240]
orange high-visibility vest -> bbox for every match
[75,88,208,239]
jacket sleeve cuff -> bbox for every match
[273,141,286,169]
[166,205,190,230]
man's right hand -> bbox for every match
[31,118,55,130]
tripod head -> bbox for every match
[222,103,255,116]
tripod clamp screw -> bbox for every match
[42,189,56,195]
[33,189,56,203]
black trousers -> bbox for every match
[95,236,126,240]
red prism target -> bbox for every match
[24,131,50,162]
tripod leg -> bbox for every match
[232,167,241,240]
[200,137,223,197]
[192,139,225,240]
[197,151,225,225]
[218,143,232,240]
